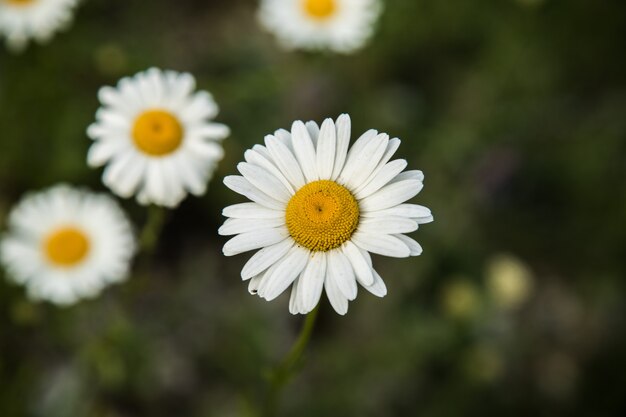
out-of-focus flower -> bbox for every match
[463,343,504,383]
[486,253,533,309]
[87,68,230,208]
[441,277,481,319]
[0,0,80,51]
[220,114,433,315]
[258,0,382,54]
[0,185,136,306]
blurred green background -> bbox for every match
[1,0,626,416]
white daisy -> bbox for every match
[0,0,80,51]
[87,68,230,208]
[0,185,136,306]
[258,0,382,54]
[219,114,433,315]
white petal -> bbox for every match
[394,234,423,256]
[342,133,389,190]
[259,246,309,301]
[363,203,431,219]
[241,239,294,280]
[336,129,378,186]
[327,249,357,300]
[218,217,285,236]
[244,149,295,194]
[173,151,208,196]
[222,203,285,219]
[351,232,411,258]
[331,114,351,180]
[354,159,408,200]
[223,176,284,210]
[222,227,289,256]
[358,217,418,235]
[364,270,388,298]
[265,135,306,189]
[289,278,301,314]
[325,274,349,315]
[390,170,424,183]
[248,274,264,295]
[290,121,318,183]
[306,121,320,146]
[298,252,326,314]
[316,118,336,180]
[237,162,291,202]
[360,180,424,212]
[87,139,126,167]
[342,241,373,286]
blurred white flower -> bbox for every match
[486,254,533,309]
[258,0,382,53]
[220,114,433,315]
[87,68,230,208]
[0,0,80,51]
[0,185,136,306]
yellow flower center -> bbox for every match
[303,0,337,19]
[44,227,90,267]
[132,110,184,156]
[286,180,359,252]
[4,0,36,6]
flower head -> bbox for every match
[87,68,230,208]
[258,0,382,53]
[220,114,433,315]
[0,0,80,51]
[0,185,136,305]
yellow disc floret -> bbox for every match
[44,227,90,267]
[132,109,184,156]
[286,180,359,252]
[303,0,337,20]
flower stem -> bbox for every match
[263,306,320,417]
[139,205,166,254]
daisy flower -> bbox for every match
[87,68,230,208]
[219,114,433,315]
[0,185,136,306]
[258,0,382,54]
[0,0,80,51]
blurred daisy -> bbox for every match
[0,185,136,306]
[258,0,382,53]
[87,68,230,208]
[0,0,80,51]
[220,114,433,315]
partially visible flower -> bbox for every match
[87,68,230,208]
[0,185,136,305]
[0,0,80,51]
[441,277,481,319]
[258,0,382,54]
[486,254,533,309]
[220,114,433,315]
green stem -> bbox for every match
[139,205,166,255]
[263,306,320,417]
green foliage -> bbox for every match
[1,0,626,416]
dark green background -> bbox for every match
[1,0,625,416]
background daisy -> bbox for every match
[0,0,80,51]
[87,68,230,208]
[258,0,382,53]
[0,185,136,305]
[220,114,433,315]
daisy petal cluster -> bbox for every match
[0,0,80,51]
[220,114,433,315]
[258,0,382,54]
[87,68,230,208]
[0,185,136,306]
